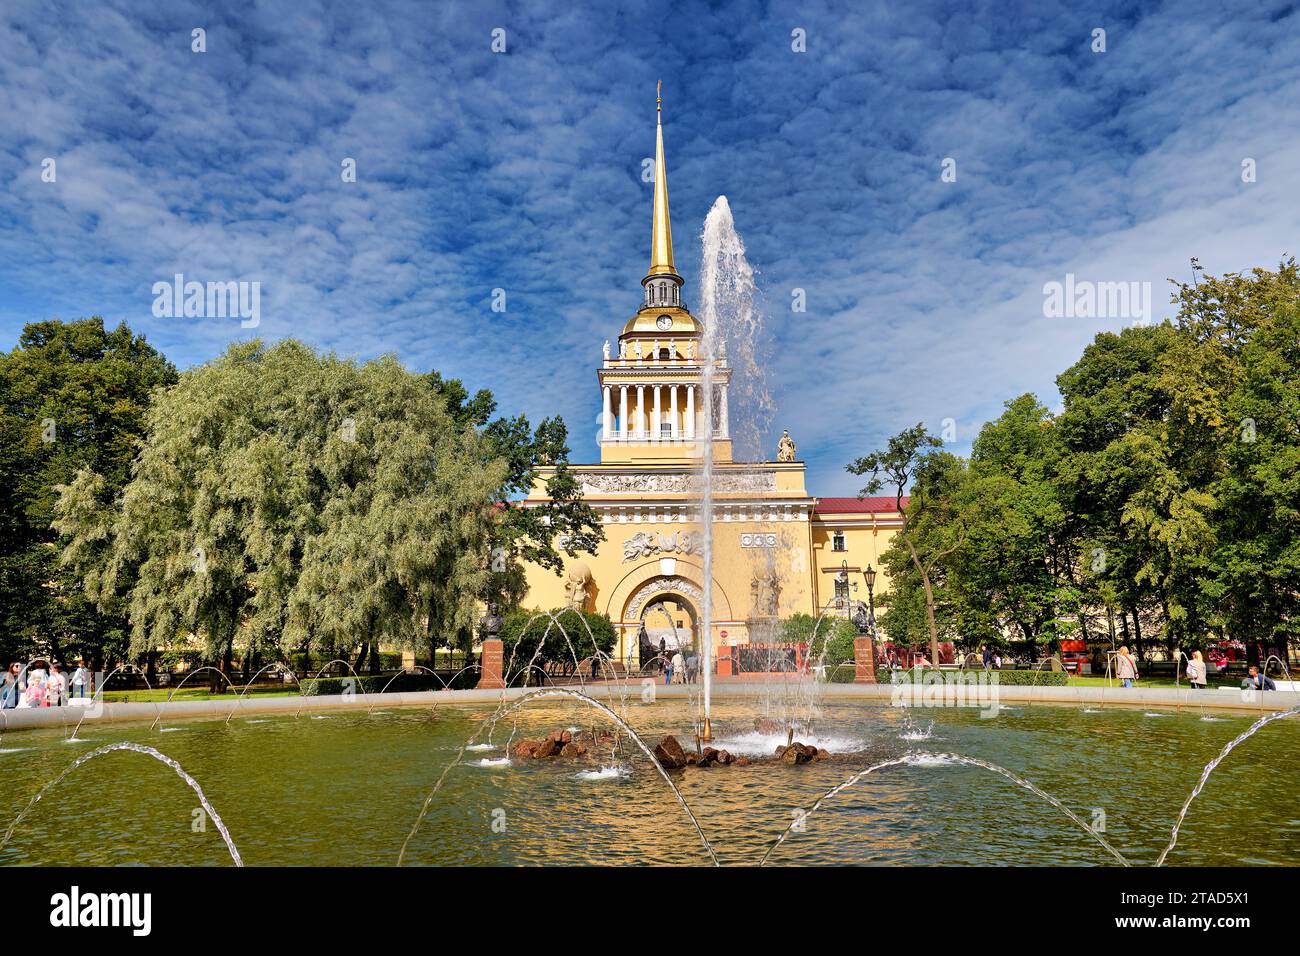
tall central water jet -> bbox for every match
[698,196,767,736]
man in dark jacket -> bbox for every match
[1242,666,1277,692]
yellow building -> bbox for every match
[518,93,904,666]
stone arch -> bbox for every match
[603,557,734,625]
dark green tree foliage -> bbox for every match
[848,425,961,664]
[56,341,506,665]
[0,318,176,667]
[861,259,1300,662]
[497,608,617,676]
[426,371,604,612]
[779,612,857,665]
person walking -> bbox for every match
[670,649,685,686]
[664,653,674,685]
[1,663,23,709]
[982,645,993,671]
[70,662,90,700]
[1116,646,1138,688]
[1185,650,1207,689]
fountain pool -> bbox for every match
[0,699,1295,866]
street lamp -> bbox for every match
[848,562,880,684]
[863,564,878,639]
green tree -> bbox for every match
[779,612,857,666]
[848,425,964,664]
[1199,268,1300,658]
[56,340,506,676]
[497,607,617,679]
[0,318,176,669]
[426,371,604,616]
[954,395,1076,657]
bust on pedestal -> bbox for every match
[476,603,506,689]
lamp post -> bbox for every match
[863,564,878,639]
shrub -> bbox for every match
[299,672,463,696]
[780,613,859,664]
[498,608,617,674]
[873,667,1069,686]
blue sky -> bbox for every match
[2,0,1298,495]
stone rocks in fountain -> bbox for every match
[515,729,591,759]
[655,735,739,770]
[774,742,825,765]
[653,734,689,770]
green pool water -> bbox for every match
[0,698,1295,866]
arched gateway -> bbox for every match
[602,558,736,667]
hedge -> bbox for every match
[874,667,1069,686]
[299,671,472,696]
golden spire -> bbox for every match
[649,80,678,278]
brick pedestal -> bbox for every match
[477,638,505,689]
[853,636,878,683]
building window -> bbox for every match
[832,531,845,552]
[660,421,673,438]
[659,347,670,361]
[834,578,850,608]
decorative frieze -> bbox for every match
[579,471,776,496]
[623,530,701,562]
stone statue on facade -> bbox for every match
[564,562,592,611]
[749,567,782,619]
[635,340,643,361]
[777,429,797,462]
[603,340,610,360]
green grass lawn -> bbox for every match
[1065,674,1240,690]
[100,685,301,703]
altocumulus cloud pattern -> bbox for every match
[1,0,1297,491]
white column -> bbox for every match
[636,385,646,438]
[653,385,662,441]
[619,385,628,439]
[720,384,730,437]
[602,385,612,440]
[669,383,678,439]
[686,384,695,439]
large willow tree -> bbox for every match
[55,340,507,670]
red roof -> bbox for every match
[814,496,906,514]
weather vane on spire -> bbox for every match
[657,79,662,111]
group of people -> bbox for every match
[659,641,700,685]
[0,662,91,709]
[1114,646,1278,691]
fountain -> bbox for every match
[697,194,773,740]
